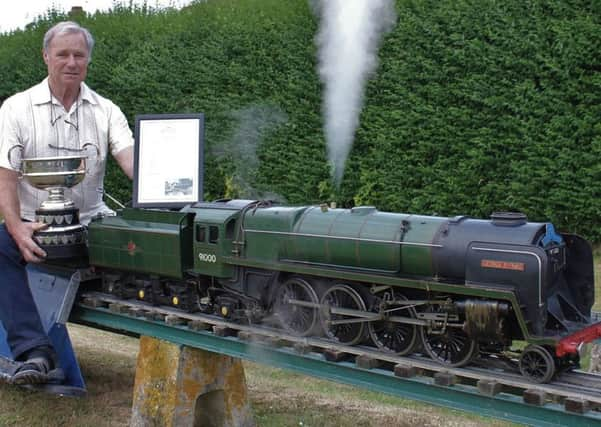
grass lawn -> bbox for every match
[0,324,519,427]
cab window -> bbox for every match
[225,219,236,239]
[209,226,219,244]
[195,225,206,242]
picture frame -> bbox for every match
[132,113,204,208]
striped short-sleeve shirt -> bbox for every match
[0,78,134,224]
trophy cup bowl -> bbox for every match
[21,155,88,260]
[22,155,86,189]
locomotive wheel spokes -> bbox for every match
[420,326,478,367]
[519,345,556,383]
[320,284,367,345]
[419,305,478,367]
[273,277,319,336]
[368,294,418,355]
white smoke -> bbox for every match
[212,104,288,201]
[315,0,396,186]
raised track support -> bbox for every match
[130,336,255,427]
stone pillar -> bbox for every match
[130,336,255,427]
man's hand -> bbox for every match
[0,167,47,263]
[9,221,48,263]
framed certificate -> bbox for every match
[132,113,204,208]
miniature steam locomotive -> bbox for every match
[83,199,599,383]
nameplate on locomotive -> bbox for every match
[480,259,525,272]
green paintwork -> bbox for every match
[242,206,447,275]
[242,205,308,261]
[398,214,446,276]
[181,204,239,278]
[70,306,601,427]
[88,208,193,278]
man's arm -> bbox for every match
[113,146,134,180]
[0,167,47,262]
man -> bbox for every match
[0,21,134,384]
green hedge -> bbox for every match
[1,0,600,241]
[355,0,601,241]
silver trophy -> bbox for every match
[6,143,92,260]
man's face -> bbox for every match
[43,32,89,90]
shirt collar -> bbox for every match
[30,77,97,106]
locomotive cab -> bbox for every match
[182,200,252,279]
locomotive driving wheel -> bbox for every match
[320,284,367,345]
[519,345,556,383]
[419,306,478,367]
[368,293,418,356]
[273,277,319,336]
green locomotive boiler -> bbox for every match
[86,199,598,383]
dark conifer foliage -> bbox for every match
[1,0,599,241]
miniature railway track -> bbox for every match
[72,291,601,426]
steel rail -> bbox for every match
[75,292,601,400]
[69,296,601,427]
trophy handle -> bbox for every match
[7,144,25,176]
[81,142,100,173]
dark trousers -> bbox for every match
[0,224,50,359]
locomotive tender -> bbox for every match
[84,199,599,383]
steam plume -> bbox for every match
[315,0,396,186]
[213,104,287,202]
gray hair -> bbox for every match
[43,21,95,63]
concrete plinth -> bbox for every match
[130,336,255,427]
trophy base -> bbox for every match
[39,241,88,260]
[33,211,88,261]
[35,208,80,227]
